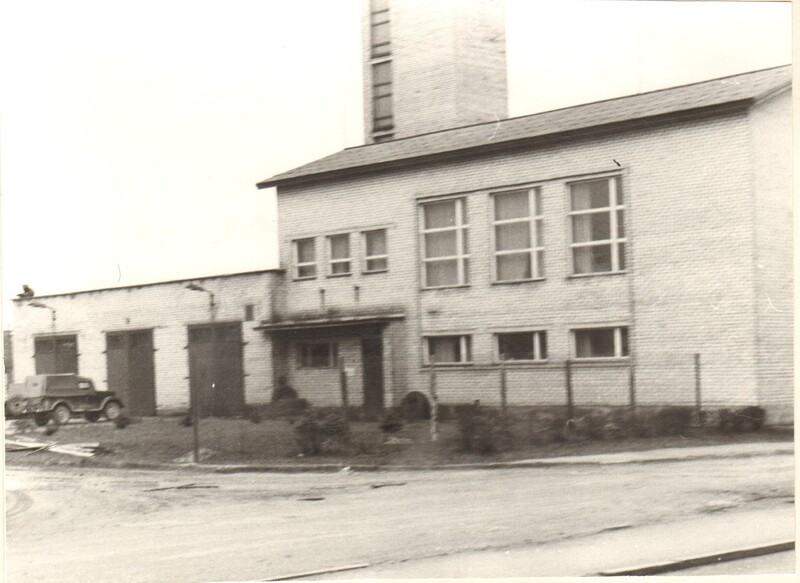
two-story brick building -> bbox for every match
[256,0,792,423]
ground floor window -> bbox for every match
[298,342,338,368]
[425,335,471,365]
[34,335,78,374]
[573,327,629,359]
[496,331,547,362]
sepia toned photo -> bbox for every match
[2,0,793,581]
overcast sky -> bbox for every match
[0,0,792,321]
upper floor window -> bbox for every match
[569,177,626,275]
[370,0,391,58]
[573,326,629,359]
[421,198,469,288]
[372,61,393,132]
[363,229,388,273]
[327,233,351,276]
[294,238,317,279]
[496,331,548,362]
[493,188,543,281]
[425,335,472,365]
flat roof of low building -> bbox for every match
[11,268,284,302]
[258,65,791,189]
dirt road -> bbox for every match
[5,453,793,582]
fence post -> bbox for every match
[192,383,202,464]
[628,363,636,409]
[565,359,574,420]
[499,361,508,420]
[694,353,702,425]
[429,365,438,442]
[338,356,350,427]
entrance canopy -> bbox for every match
[255,311,405,333]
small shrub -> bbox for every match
[294,409,350,456]
[379,410,404,433]
[652,406,693,436]
[456,404,514,454]
[719,406,765,433]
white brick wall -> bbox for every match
[275,105,792,421]
[11,271,281,415]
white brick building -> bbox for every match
[256,0,792,424]
[10,270,281,416]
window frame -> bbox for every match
[297,342,339,369]
[327,233,352,277]
[419,197,470,289]
[491,187,544,282]
[372,60,394,132]
[572,326,629,360]
[423,335,472,366]
[568,176,626,276]
[293,237,317,280]
[495,330,548,363]
[362,228,389,274]
[370,1,391,58]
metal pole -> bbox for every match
[499,361,507,420]
[429,365,438,442]
[694,353,702,425]
[192,382,201,463]
[338,356,350,425]
[565,359,574,420]
[628,362,636,409]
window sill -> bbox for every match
[422,362,473,368]
[326,273,352,279]
[495,360,549,365]
[293,277,317,282]
[362,269,389,276]
[568,271,627,279]
[421,284,470,291]
[570,358,630,366]
[491,278,545,286]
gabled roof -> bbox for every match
[258,65,791,189]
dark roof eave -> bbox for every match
[256,99,754,190]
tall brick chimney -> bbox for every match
[363,0,508,144]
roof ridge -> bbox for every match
[341,64,791,151]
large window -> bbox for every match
[425,335,472,365]
[496,331,547,362]
[372,61,393,132]
[294,238,317,279]
[327,234,352,276]
[298,342,338,368]
[363,229,388,273]
[569,177,625,274]
[421,198,469,287]
[493,188,543,281]
[573,327,629,359]
[34,335,78,374]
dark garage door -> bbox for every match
[106,330,156,416]
[188,322,244,417]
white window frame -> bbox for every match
[362,228,389,273]
[327,233,352,277]
[424,335,472,365]
[297,342,338,368]
[293,238,317,280]
[568,176,626,275]
[420,197,469,288]
[495,330,548,363]
[572,326,629,360]
[491,187,544,282]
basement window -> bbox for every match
[496,331,547,362]
[425,335,471,365]
[573,327,629,359]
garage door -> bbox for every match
[106,330,156,416]
[188,322,244,417]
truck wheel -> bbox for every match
[51,404,72,425]
[5,398,26,416]
[85,412,101,423]
[104,401,122,421]
[34,414,50,427]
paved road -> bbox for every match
[5,452,794,582]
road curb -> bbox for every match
[6,445,793,474]
[598,540,795,576]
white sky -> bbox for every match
[0,0,792,323]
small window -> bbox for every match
[573,327,629,359]
[569,177,626,275]
[425,335,471,365]
[294,238,317,279]
[328,234,351,276]
[298,342,338,368]
[372,61,393,131]
[244,304,255,321]
[497,331,547,362]
[421,198,469,287]
[363,229,388,272]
